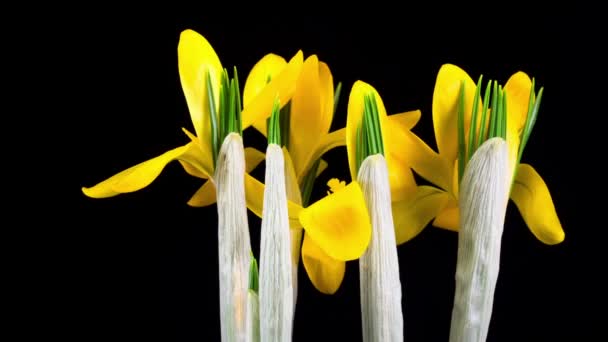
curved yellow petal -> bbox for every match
[510,164,564,244]
[178,30,223,152]
[244,174,303,229]
[283,147,302,204]
[504,71,532,136]
[387,118,452,192]
[318,61,335,134]
[432,199,460,231]
[243,54,288,107]
[241,50,304,130]
[432,64,478,168]
[392,186,449,244]
[389,110,422,130]
[296,128,345,182]
[317,159,328,178]
[180,160,207,179]
[290,55,324,175]
[301,233,345,295]
[244,147,266,173]
[346,81,370,180]
[346,81,415,200]
[298,181,371,261]
[187,180,216,207]
[82,143,195,198]
[243,53,288,137]
[187,147,265,208]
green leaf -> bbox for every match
[268,96,281,145]
[518,79,543,164]
[333,82,342,116]
[279,101,291,148]
[234,66,243,135]
[468,75,483,159]
[300,159,320,207]
[248,253,259,293]
[206,71,219,168]
[457,80,465,185]
[477,79,492,148]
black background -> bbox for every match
[31,5,601,342]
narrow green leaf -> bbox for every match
[234,66,242,135]
[300,159,321,207]
[333,82,342,116]
[477,79,492,148]
[370,94,384,155]
[268,97,281,145]
[356,123,363,172]
[489,81,499,138]
[518,85,544,164]
[279,101,291,148]
[249,253,259,293]
[468,75,483,159]
[457,80,466,185]
[501,91,507,139]
[206,71,219,168]
[363,94,376,155]
[495,86,504,139]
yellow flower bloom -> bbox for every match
[82,29,304,203]
[240,53,382,295]
[402,63,564,244]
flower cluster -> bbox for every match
[82,30,563,342]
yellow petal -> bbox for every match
[298,181,371,261]
[389,117,452,193]
[504,71,532,136]
[432,199,460,231]
[296,129,345,182]
[432,64,478,170]
[244,174,303,229]
[346,81,416,200]
[83,143,196,198]
[383,113,418,201]
[243,53,288,107]
[244,147,266,173]
[243,53,288,137]
[301,233,345,295]
[241,50,304,130]
[180,160,207,179]
[187,147,264,207]
[346,81,371,180]
[510,164,564,244]
[290,55,325,176]
[178,30,223,153]
[392,186,449,244]
[283,147,303,205]
[388,110,422,130]
[318,61,335,128]
[187,180,216,207]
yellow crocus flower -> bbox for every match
[241,53,371,295]
[399,63,564,245]
[81,29,303,205]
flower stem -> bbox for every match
[259,144,294,341]
[215,133,252,342]
[357,155,403,342]
[449,138,510,342]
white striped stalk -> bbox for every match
[259,144,294,341]
[215,133,253,342]
[449,138,510,342]
[357,154,404,342]
[246,290,260,342]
